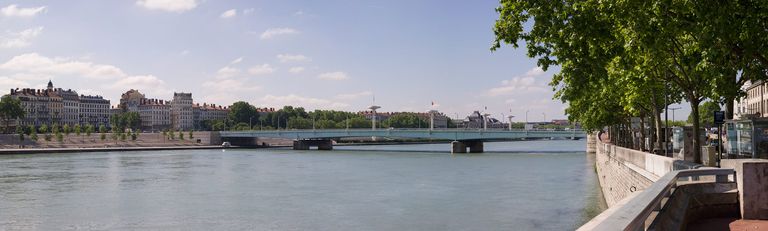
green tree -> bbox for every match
[286,117,312,129]
[169,130,176,140]
[188,131,193,139]
[382,113,427,128]
[85,124,94,136]
[120,132,127,141]
[489,0,764,162]
[30,129,38,141]
[340,117,370,129]
[55,131,63,142]
[131,132,137,141]
[688,101,721,129]
[52,123,60,134]
[99,124,107,134]
[74,124,82,136]
[228,101,258,127]
[0,95,25,134]
[178,131,184,140]
[39,124,48,134]
[16,125,24,143]
[63,124,71,136]
[25,125,33,136]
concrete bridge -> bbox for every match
[220,129,587,153]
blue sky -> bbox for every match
[0,0,682,122]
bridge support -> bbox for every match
[293,140,333,150]
[451,141,466,153]
[451,141,484,153]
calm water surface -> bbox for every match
[0,140,605,230]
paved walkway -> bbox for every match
[688,218,768,231]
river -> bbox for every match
[0,140,605,230]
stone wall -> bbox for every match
[595,138,700,207]
[0,131,221,149]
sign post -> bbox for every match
[714,111,725,167]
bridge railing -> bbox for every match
[578,168,735,231]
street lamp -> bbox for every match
[249,116,255,130]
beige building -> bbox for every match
[138,98,172,131]
[171,92,193,131]
[79,95,111,127]
[737,80,767,119]
[8,80,110,128]
[193,103,229,129]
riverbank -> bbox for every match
[0,145,232,155]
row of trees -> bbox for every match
[492,0,768,163]
[203,101,437,131]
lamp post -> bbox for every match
[368,105,381,130]
[249,116,255,130]
[525,110,530,130]
[669,107,681,123]
[428,110,437,130]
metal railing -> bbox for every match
[584,168,735,231]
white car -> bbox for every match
[221,142,231,147]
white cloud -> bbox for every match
[277,54,310,63]
[231,57,243,64]
[256,94,349,110]
[293,11,304,16]
[260,28,300,40]
[487,67,548,96]
[216,66,240,79]
[0,53,127,79]
[136,0,197,13]
[1,27,43,48]
[335,91,372,100]
[247,64,275,75]
[0,76,30,91]
[220,9,236,18]
[288,66,305,74]
[107,75,172,97]
[1,4,46,17]
[202,78,260,92]
[243,8,255,15]
[526,66,544,76]
[317,71,348,80]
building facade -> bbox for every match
[192,103,229,130]
[171,92,193,131]
[138,98,172,131]
[8,81,111,128]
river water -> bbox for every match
[0,140,605,230]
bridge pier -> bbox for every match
[451,141,467,153]
[293,140,333,150]
[451,141,483,153]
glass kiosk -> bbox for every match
[725,118,768,159]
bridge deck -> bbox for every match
[221,129,586,141]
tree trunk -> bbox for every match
[690,96,702,164]
[649,115,656,151]
[640,115,647,151]
[725,98,735,120]
[653,107,663,153]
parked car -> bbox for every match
[221,142,231,147]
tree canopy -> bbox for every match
[492,0,768,163]
[0,95,25,133]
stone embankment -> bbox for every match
[589,134,699,206]
[0,131,221,149]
